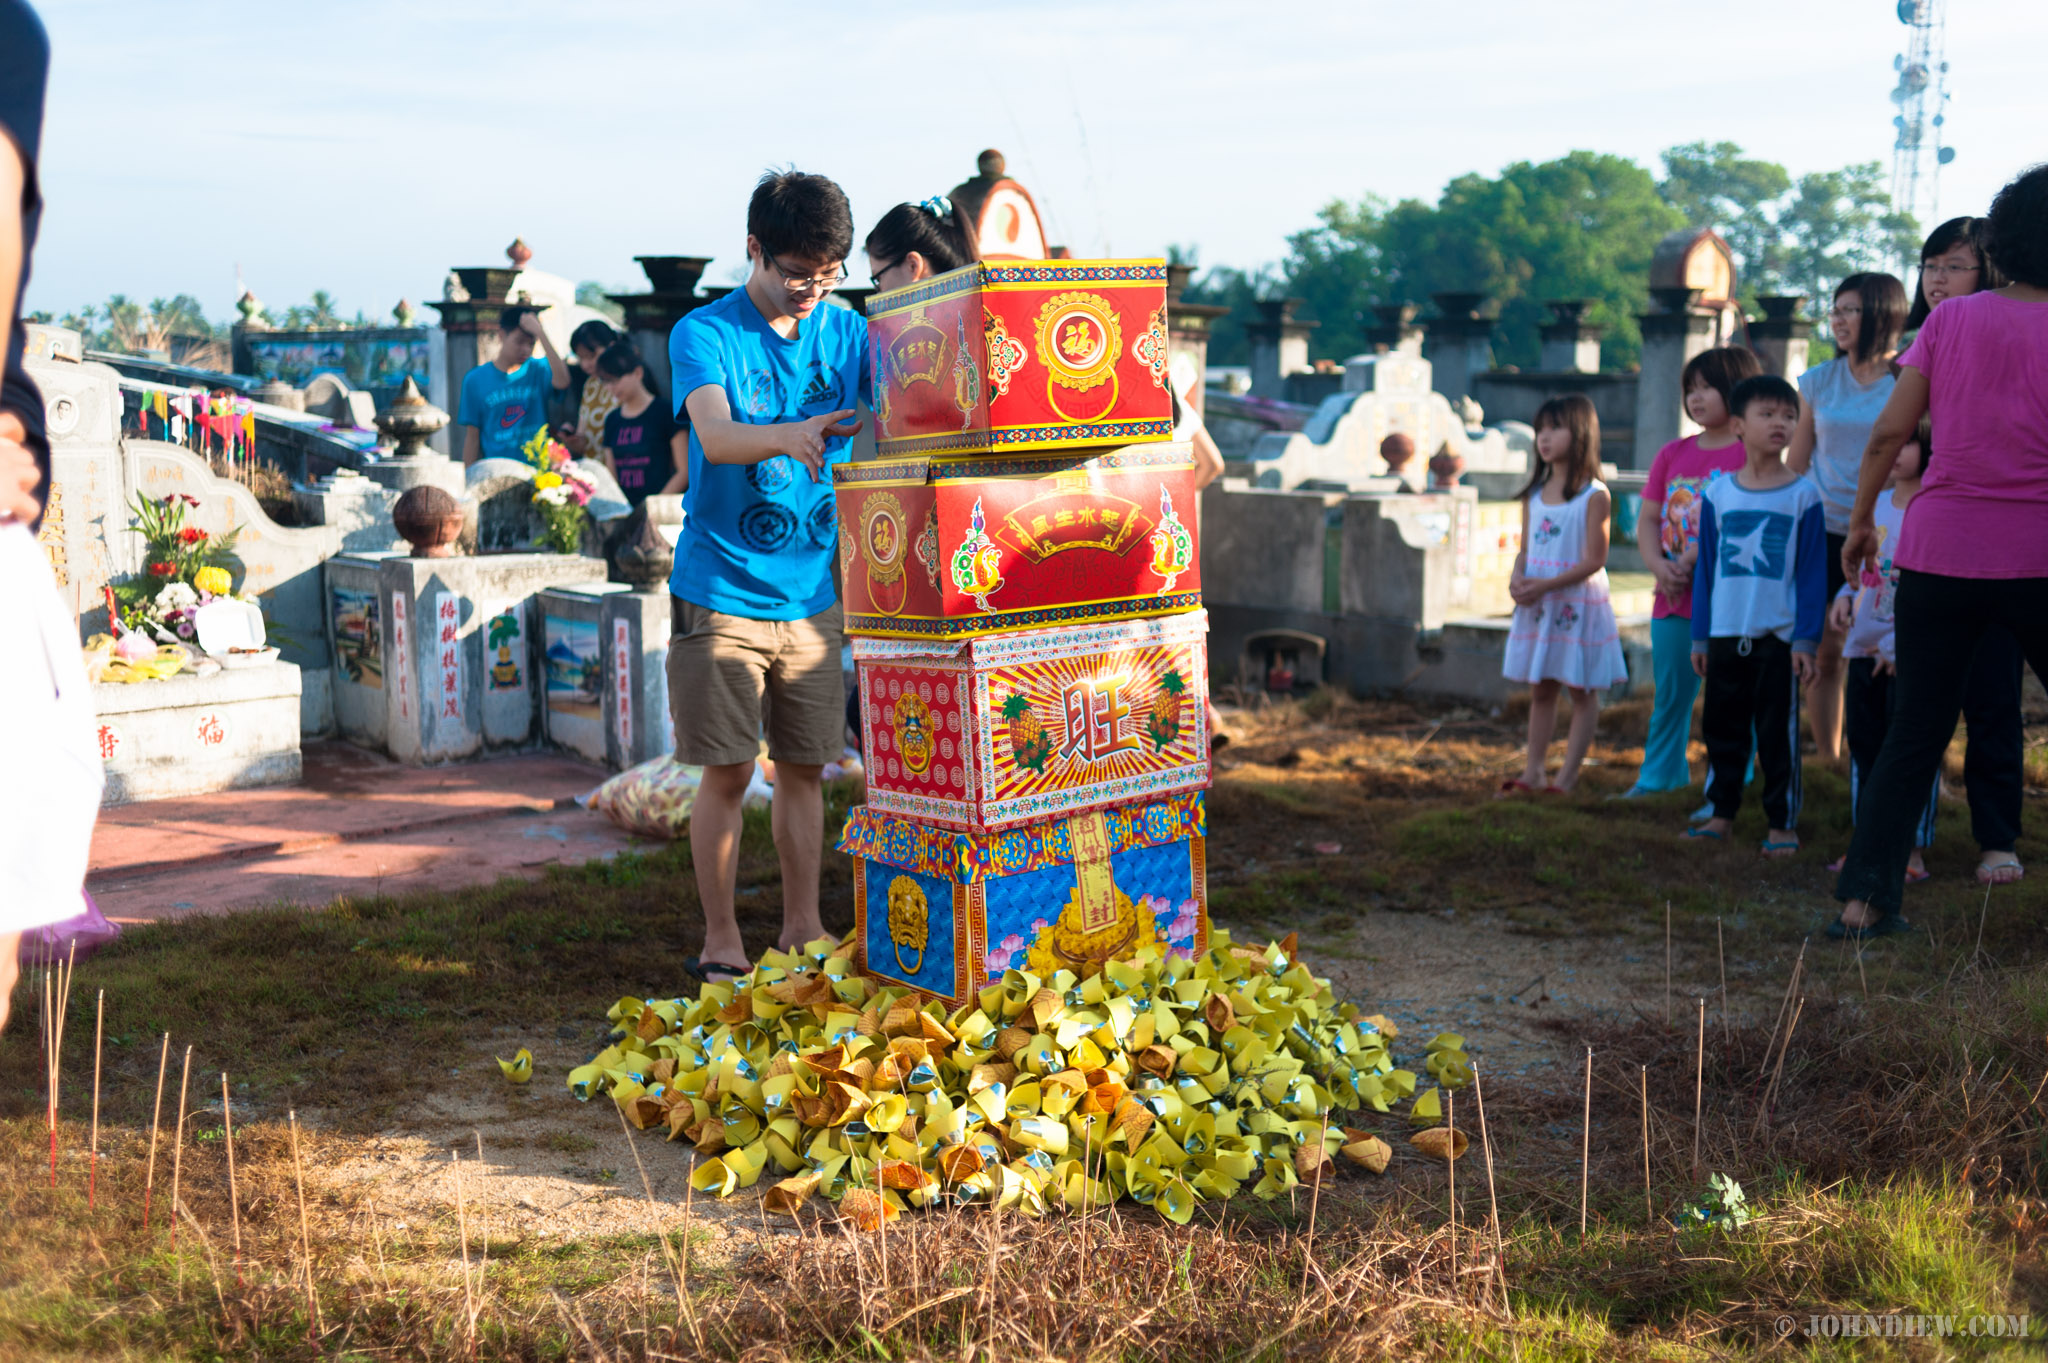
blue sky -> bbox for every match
[25,0,2046,323]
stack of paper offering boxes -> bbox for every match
[837,259,1213,1006]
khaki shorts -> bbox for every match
[667,598,847,768]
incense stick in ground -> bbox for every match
[1579,1046,1593,1235]
[89,990,103,1209]
[143,1032,169,1230]
[221,1074,243,1285]
[168,1045,192,1247]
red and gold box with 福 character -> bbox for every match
[835,441,1200,640]
[868,259,1174,458]
[853,609,1209,834]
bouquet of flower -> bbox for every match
[521,425,597,554]
[110,492,247,640]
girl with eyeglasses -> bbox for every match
[864,195,974,295]
[1787,271,1910,765]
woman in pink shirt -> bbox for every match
[1830,165,2048,937]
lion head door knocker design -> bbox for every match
[886,874,930,975]
[891,687,934,777]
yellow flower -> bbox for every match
[533,472,563,490]
[193,566,232,597]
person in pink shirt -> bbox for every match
[1618,346,1760,801]
[1830,163,2048,938]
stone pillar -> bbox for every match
[1538,299,1603,373]
[1425,292,1495,404]
[1633,286,1722,469]
[610,255,714,408]
[1364,303,1424,357]
[599,590,674,768]
[1164,263,1226,417]
[426,266,523,437]
[1245,297,1316,400]
[1747,295,1813,381]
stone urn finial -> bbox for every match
[373,376,451,459]
[1379,431,1417,474]
[1428,447,1466,489]
[507,237,533,270]
[393,298,417,328]
[236,289,268,330]
[392,484,465,558]
[610,505,675,589]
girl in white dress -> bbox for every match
[1500,394,1627,794]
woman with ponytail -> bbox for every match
[865,194,974,293]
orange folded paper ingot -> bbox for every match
[853,610,1209,833]
[834,441,1200,639]
[868,259,1174,458]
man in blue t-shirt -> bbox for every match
[457,305,569,465]
[666,169,870,983]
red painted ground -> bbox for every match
[87,742,650,923]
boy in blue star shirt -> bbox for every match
[1687,374,1828,854]
[665,169,871,983]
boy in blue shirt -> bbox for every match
[457,305,570,465]
[1687,374,1828,854]
[666,169,869,981]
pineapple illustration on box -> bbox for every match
[1146,668,1185,751]
[1001,690,1053,773]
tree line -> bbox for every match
[1183,142,1920,372]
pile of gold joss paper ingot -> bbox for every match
[571,932,1474,1224]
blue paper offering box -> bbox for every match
[840,792,1208,1007]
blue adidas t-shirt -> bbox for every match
[665,289,870,620]
[457,357,555,463]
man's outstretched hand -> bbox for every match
[784,408,861,478]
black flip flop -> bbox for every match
[683,956,751,985]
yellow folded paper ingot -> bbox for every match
[1409,1126,1470,1162]
[578,931,1476,1221]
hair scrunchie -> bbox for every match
[919,194,955,222]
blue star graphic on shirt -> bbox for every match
[1715,509,1791,579]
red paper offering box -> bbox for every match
[868,259,1174,458]
[853,609,1210,834]
[834,441,1201,640]
[841,792,1208,1006]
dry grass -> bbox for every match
[4,694,2046,1357]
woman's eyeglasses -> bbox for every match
[1922,262,1981,279]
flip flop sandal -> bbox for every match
[1826,855,1846,873]
[1495,778,1539,799]
[1977,859,2026,886]
[1681,826,1725,841]
[683,956,751,985]
[1760,840,1800,857]
[1540,785,1570,795]
[1905,865,1931,884]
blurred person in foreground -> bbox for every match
[0,0,104,1030]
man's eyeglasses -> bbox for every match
[763,253,848,294]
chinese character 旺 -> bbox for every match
[1088,676,1134,757]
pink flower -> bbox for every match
[998,934,1026,953]
[1029,918,1050,935]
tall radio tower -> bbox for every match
[1889,0,1954,238]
